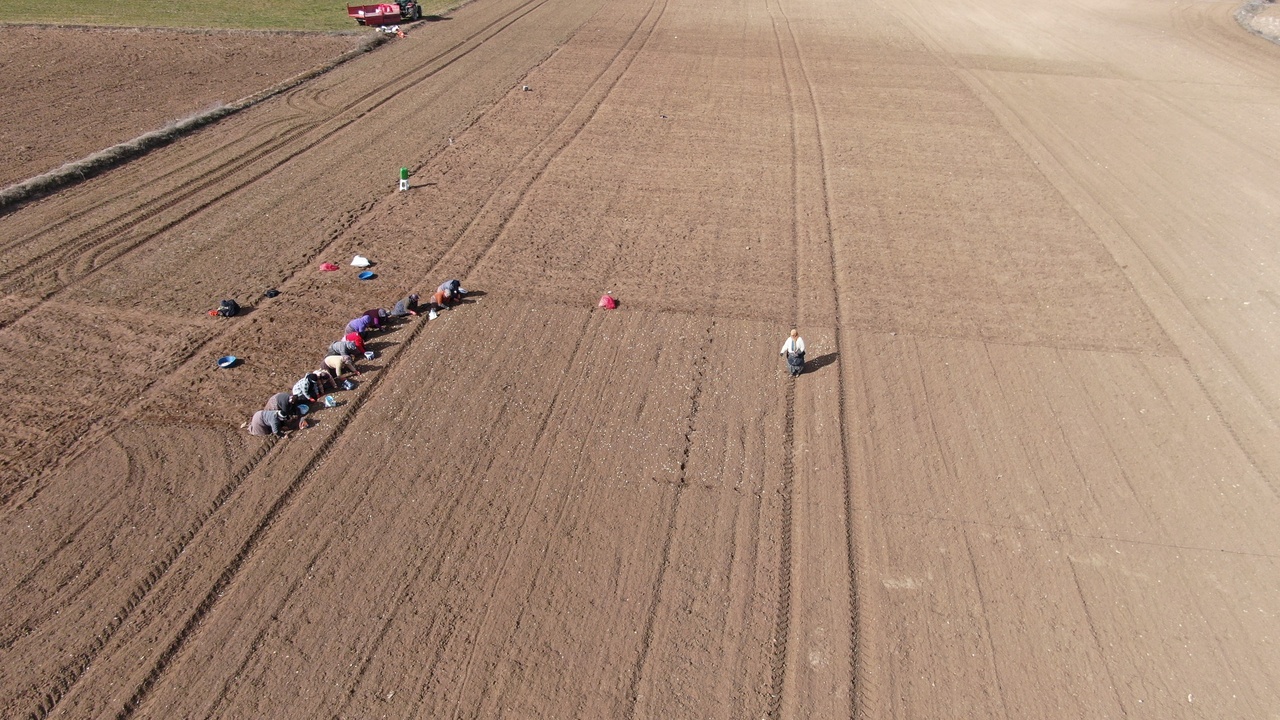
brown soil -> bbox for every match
[0,26,361,187]
[3,0,1280,717]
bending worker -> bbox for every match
[246,409,289,437]
[330,332,365,358]
[429,279,467,311]
[345,313,376,336]
[292,370,334,403]
[390,293,420,317]
[264,392,302,418]
[323,353,363,380]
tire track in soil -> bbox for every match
[0,0,555,329]
[0,122,323,296]
[764,0,799,713]
[109,279,453,720]
[768,0,863,715]
[12,1,578,713]
[67,0,645,701]
[0,115,302,255]
[766,378,797,720]
[13,0,658,710]
[623,319,715,719]
[22,435,278,720]
[14,122,321,293]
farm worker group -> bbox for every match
[245,280,467,437]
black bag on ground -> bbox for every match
[217,299,240,318]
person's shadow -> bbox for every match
[803,352,838,374]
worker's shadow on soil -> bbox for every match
[421,15,451,21]
[803,352,838,374]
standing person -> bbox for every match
[323,354,363,380]
[780,328,806,377]
[389,293,420,317]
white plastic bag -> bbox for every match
[351,255,371,268]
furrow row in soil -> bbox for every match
[624,319,714,718]
[112,284,449,719]
[444,311,597,719]
[21,436,278,720]
[443,0,671,280]
[0,0,554,329]
[5,2,615,712]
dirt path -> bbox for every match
[2,0,1279,716]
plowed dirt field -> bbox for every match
[0,26,362,187]
[2,0,1279,717]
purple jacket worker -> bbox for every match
[345,314,374,336]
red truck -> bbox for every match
[347,1,422,25]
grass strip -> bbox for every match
[0,0,456,32]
